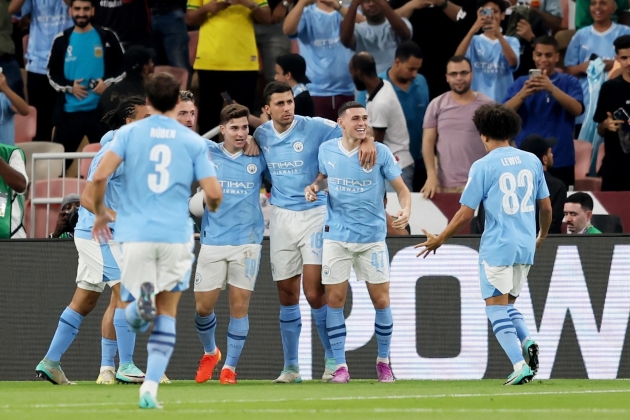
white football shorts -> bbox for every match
[321,239,389,285]
[479,261,531,300]
[74,237,122,292]
[194,244,262,292]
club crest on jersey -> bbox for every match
[322,265,331,276]
[293,141,304,152]
[247,163,258,174]
[195,273,202,285]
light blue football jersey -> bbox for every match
[201,142,266,246]
[74,130,123,239]
[459,147,550,267]
[319,139,401,243]
[108,115,216,244]
[254,115,341,211]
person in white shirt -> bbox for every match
[349,52,414,191]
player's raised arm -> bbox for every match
[415,204,475,258]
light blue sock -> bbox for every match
[486,305,525,366]
[312,305,333,359]
[45,307,84,362]
[101,338,117,368]
[145,315,176,383]
[279,305,301,369]
[124,302,150,334]
[195,312,217,353]
[326,307,346,365]
[114,308,136,365]
[507,304,530,343]
[374,306,393,359]
[226,316,249,368]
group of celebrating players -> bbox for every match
[33,71,550,410]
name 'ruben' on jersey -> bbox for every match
[109,115,216,244]
[74,130,123,239]
[460,147,550,267]
[254,115,341,211]
[319,140,401,243]
[201,142,266,246]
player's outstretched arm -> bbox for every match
[305,173,328,202]
[87,151,122,243]
[199,176,223,212]
[390,176,411,230]
[415,204,475,258]
[536,197,552,250]
[80,181,116,220]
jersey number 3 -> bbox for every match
[499,169,534,215]
[148,144,172,193]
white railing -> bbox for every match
[202,126,220,140]
[29,152,97,238]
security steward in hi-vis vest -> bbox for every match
[0,144,26,238]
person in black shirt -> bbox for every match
[519,134,567,234]
[93,0,152,49]
[594,35,630,191]
[274,53,315,117]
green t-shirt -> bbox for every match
[575,0,629,29]
[585,225,602,234]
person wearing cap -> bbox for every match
[504,36,584,189]
[519,134,567,234]
[274,53,315,117]
[563,192,602,234]
[48,193,81,239]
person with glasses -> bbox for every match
[421,55,493,198]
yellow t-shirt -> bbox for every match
[187,0,268,71]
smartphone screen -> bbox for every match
[613,108,629,122]
[529,69,541,79]
[221,91,234,104]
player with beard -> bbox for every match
[421,56,494,199]
[253,81,376,383]
[176,90,197,130]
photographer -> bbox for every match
[48,194,80,239]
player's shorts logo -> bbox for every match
[271,263,276,274]
[247,163,258,174]
[322,265,331,276]
[194,273,202,285]
[293,141,304,152]
[362,166,373,173]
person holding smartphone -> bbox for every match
[504,36,583,189]
[593,35,630,191]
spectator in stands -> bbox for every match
[48,0,125,166]
[563,192,602,234]
[283,0,356,120]
[48,193,80,239]
[0,142,27,238]
[593,35,630,191]
[421,56,493,198]
[186,0,271,137]
[92,0,152,49]
[98,46,154,118]
[519,134,567,234]
[393,0,477,100]
[256,0,292,83]
[0,2,25,98]
[505,0,563,34]
[150,1,191,77]
[565,0,630,126]
[176,90,196,130]
[504,36,584,188]
[0,70,30,146]
[455,0,520,102]
[340,0,412,74]
[384,193,410,235]
[575,0,628,30]
[274,53,314,117]
[9,0,73,142]
[357,41,429,191]
[350,52,414,190]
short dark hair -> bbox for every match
[71,0,94,6]
[472,104,522,141]
[101,96,146,130]
[565,192,594,212]
[533,35,559,51]
[338,101,365,117]
[351,53,377,78]
[395,41,423,61]
[144,73,180,113]
[220,104,250,125]
[614,35,630,53]
[263,81,293,105]
[446,55,472,71]
[476,0,506,12]
[124,46,154,75]
[179,90,195,103]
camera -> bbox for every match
[68,207,79,232]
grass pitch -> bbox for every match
[1,380,629,420]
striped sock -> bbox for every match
[145,315,176,383]
[326,307,346,366]
[486,305,524,366]
[195,312,217,354]
[226,316,249,368]
[45,307,84,362]
[507,304,530,342]
[279,305,301,369]
[374,306,393,359]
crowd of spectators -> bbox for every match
[1,0,630,239]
